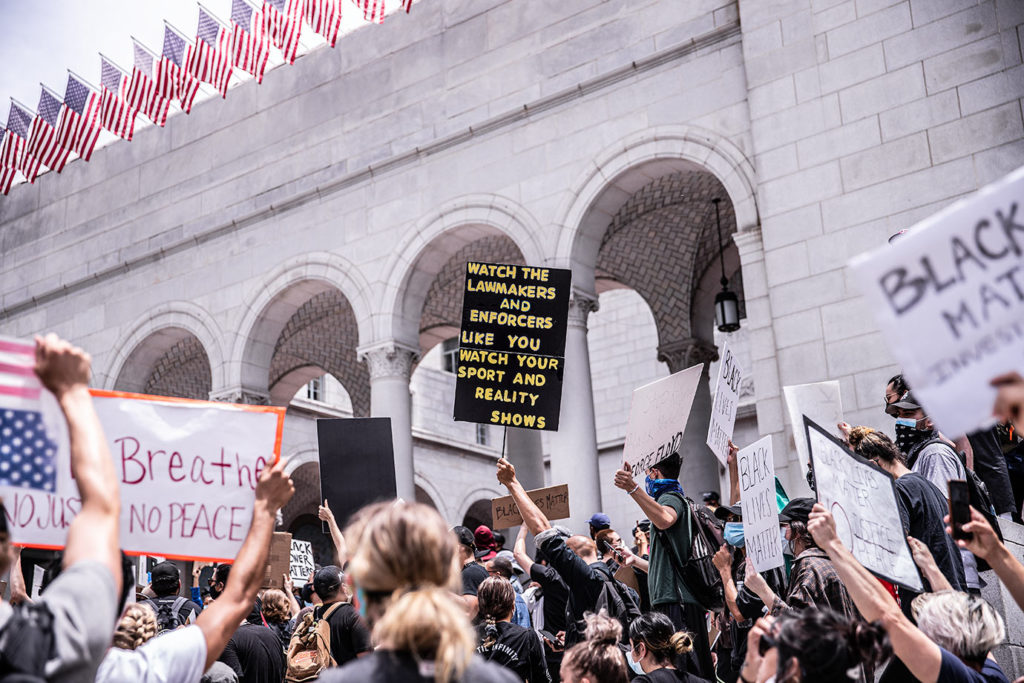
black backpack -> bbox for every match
[590,564,642,638]
[151,595,189,632]
[0,602,55,682]
[655,494,725,612]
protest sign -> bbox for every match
[849,166,1024,437]
[453,262,572,431]
[783,381,843,470]
[2,379,284,562]
[318,418,397,530]
[738,436,784,572]
[805,416,922,591]
[621,364,703,479]
[290,539,315,584]
[491,484,570,529]
[706,342,742,466]
[262,532,292,589]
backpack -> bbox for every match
[152,596,189,633]
[285,603,341,683]
[590,564,642,638]
[655,494,725,612]
[0,601,55,682]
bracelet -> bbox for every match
[627,484,640,495]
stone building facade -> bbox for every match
[1,0,1022,571]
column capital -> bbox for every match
[209,386,270,405]
[566,292,600,329]
[657,338,719,374]
[732,227,764,260]
[359,341,420,380]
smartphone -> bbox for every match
[598,539,613,555]
[948,479,973,541]
[538,629,564,648]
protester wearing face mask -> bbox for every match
[885,376,982,592]
[627,612,711,682]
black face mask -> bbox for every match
[894,419,934,455]
[209,583,223,600]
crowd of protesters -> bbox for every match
[3,335,1024,683]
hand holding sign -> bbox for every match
[496,458,517,486]
[33,333,91,397]
[613,462,638,493]
[807,503,838,548]
[256,458,295,514]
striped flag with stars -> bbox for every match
[27,87,71,174]
[0,128,17,195]
[0,338,58,494]
[128,41,171,126]
[230,0,270,82]
[157,25,201,112]
[304,0,341,47]
[5,102,42,183]
[262,0,303,64]
[99,57,136,140]
[186,8,233,97]
[354,0,384,24]
[56,73,102,161]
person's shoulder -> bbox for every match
[656,491,687,517]
[319,652,387,682]
[464,656,522,682]
[937,646,997,682]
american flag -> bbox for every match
[0,338,58,494]
[262,0,303,64]
[26,87,71,174]
[231,0,270,82]
[157,26,200,113]
[354,0,384,24]
[56,74,102,161]
[305,0,341,47]
[100,57,136,140]
[0,128,16,195]
[185,9,233,98]
[128,41,171,126]
[5,102,42,183]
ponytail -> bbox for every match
[112,603,158,650]
[562,612,628,683]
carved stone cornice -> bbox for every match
[209,387,271,405]
[657,338,719,374]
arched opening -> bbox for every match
[461,499,493,532]
[415,484,438,510]
[114,328,212,399]
[288,514,336,569]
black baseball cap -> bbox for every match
[313,565,343,599]
[714,504,742,522]
[452,525,475,551]
[778,497,815,524]
[150,561,180,592]
[886,390,921,416]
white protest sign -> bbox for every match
[290,539,315,584]
[706,342,742,466]
[622,364,703,479]
[805,417,922,591]
[849,165,1024,437]
[784,381,843,470]
[738,436,784,572]
[3,388,284,562]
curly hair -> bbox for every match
[261,589,291,625]
[561,612,628,683]
[112,603,158,650]
[850,428,905,465]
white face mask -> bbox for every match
[626,648,645,675]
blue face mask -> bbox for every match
[645,475,683,500]
[724,522,745,547]
[894,417,918,428]
[626,646,645,675]
[781,527,794,556]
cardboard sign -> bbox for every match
[783,381,843,470]
[805,417,923,591]
[317,418,397,530]
[290,539,315,584]
[849,166,1024,437]
[3,384,284,562]
[738,436,784,572]
[261,532,292,589]
[622,364,703,479]
[491,483,570,529]
[453,262,572,431]
[706,342,742,466]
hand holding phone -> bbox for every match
[948,479,973,541]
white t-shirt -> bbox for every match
[95,624,208,683]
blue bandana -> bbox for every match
[645,476,683,500]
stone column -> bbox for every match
[360,343,419,502]
[505,427,545,491]
[657,338,720,500]
[549,293,601,532]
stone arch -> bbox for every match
[230,252,373,410]
[281,460,321,531]
[377,195,547,349]
[105,302,224,396]
[414,473,444,515]
[283,442,319,476]
[455,486,504,530]
[552,125,758,295]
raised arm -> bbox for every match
[727,441,740,505]
[512,525,535,575]
[949,508,1024,613]
[713,546,743,621]
[907,536,953,593]
[496,459,550,535]
[8,546,30,604]
[196,458,294,669]
[612,462,678,530]
[34,335,121,591]
[319,499,347,567]
[808,504,942,683]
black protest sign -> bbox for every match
[454,262,571,431]
[317,418,397,532]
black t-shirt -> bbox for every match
[635,667,712,683]
[938,647,1009,682]
[528,563,568,633]
[475,621,551,683]
[895,472,966,591]
[320,650,521,682]
[538,535,608,645]
[218,623,286,683]
[315,601,373,665]
[462,562,489,596]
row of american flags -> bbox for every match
[0,0,409,196]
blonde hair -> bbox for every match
[112,603,158,650]
[262,589,291,625]
[345,501,475,683]
[913,591,1005,664]
[562,611,628,683]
